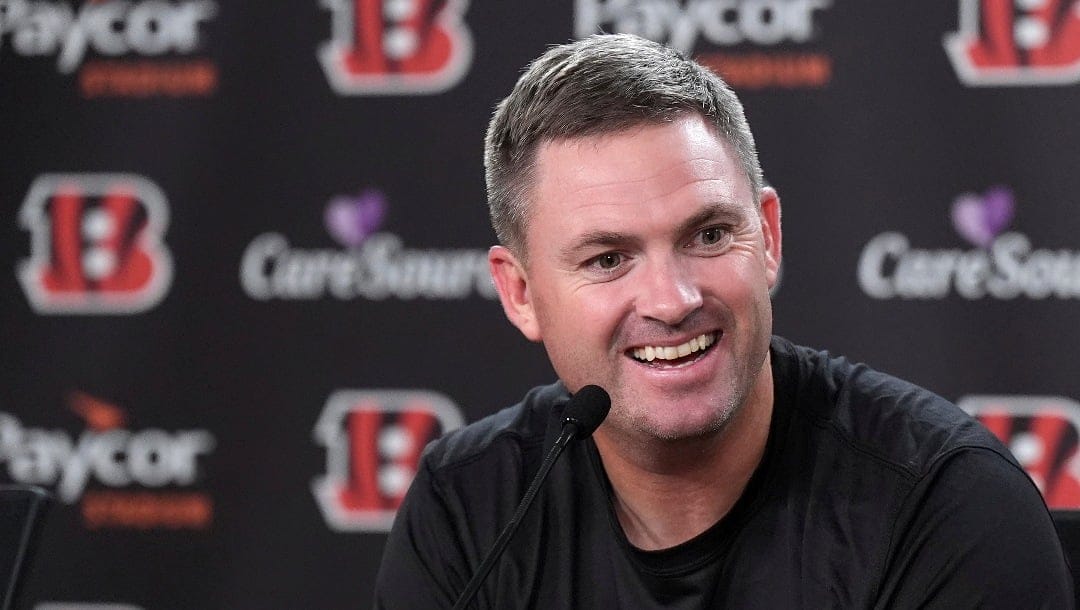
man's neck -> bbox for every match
[592,357,775,551]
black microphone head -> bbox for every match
[564,385,611,439]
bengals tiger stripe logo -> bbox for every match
[17,174,173,314]
[960,395,1080,507]
[318,0,473,95]
[312,389,463,531]
[945,0,1080,86]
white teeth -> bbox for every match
[631,333,717,362]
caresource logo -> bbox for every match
[0,0,219,98]
[18,174,173,315]
[312,389,463,532]
[0,392,216,529]
[945,0,1080,86]
[960,395,1080,508]
[319,0,473,95]
[239,188,496,301]
[575,0,834,89]
[857,186,1080,300]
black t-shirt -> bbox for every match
[375,337,1073,608]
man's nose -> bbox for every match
[634,256,703,326]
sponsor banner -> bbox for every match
[945,0,1080,86]
[312,389,463,532]
[960,395,1080,508]
[18,174,174,315]
[319,0,473,95]
[575,0,834,89]
[239,187,496,301]
[0,392,216,529]
[0,0,219,98]
[36,600,145,604]
[857,186,1080,300]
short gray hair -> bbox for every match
[484,33,763,257]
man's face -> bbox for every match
[489,114,781,442]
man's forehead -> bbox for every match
[534,117,746,180]
[530,136,754,211]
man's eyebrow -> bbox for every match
[559,230,641,262]
[558,201,747,261]
[675,201,745,235]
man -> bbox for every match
[375,34,1072,608]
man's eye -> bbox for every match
[700,227,725,245]
[593,253,622,270]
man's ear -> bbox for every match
[489,245,542,342]
[759,187,782,288]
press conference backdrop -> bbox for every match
[1,1,1078,608]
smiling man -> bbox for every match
[375,35,1072,608]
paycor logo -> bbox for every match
[575,0,834,89]
[0,0,219,97]
[0,393,216,529]
[857,187,1080,300]
[239,188,496,301]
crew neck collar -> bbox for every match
[584,336,798,576]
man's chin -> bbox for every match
[620,404,737,443]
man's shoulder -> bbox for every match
[421,381,568,474]
[771,336,1017,478]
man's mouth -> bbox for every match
[629,332,718,366]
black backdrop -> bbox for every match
[3,1,1080,607]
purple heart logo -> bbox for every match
[950,186,1014,248]
[324,189,387,247]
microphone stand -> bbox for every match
[451,421,581,610]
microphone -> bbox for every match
[452,385,611,610]
[560,384,610,439]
